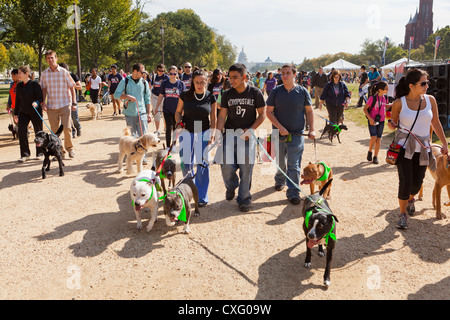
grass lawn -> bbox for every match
[0,84,11,115]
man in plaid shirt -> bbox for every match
[40,50,77,158]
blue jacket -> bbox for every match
[114,76,151,117]
[320,81,350,106]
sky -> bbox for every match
[144,0,450,64]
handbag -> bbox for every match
[386,98,422,165]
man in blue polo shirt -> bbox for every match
[266,64,315,204]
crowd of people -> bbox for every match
[6,49,449,229]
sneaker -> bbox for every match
[154,131,161,137]
[68,151,75,158]
[288,197,301,205]
[367,151,373,162]
[18,156,31,163]
[373,156,379,164]
[396,213,408,230]
[407,199,415,216]
[225,190,235,201]
[239,203,251,212]
[198,202,207,208]
[275,184,285,191]
[112,112,117,116]
[36,154,44,160]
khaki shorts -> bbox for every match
[151,93,163,122]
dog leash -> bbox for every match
[389,120,444,150]
[32,102,55,135]
[315,113,342,133]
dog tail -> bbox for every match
[123,128,131,136]
[319,179,333,196]
[55,125,64,137]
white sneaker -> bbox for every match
[18,156,31,163]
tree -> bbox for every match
[65,0,141,69]
[0,0,72,76]
[7,43,38,70]
[0,43,8,71]
[424,26,450,60]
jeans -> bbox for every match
[71,109,81,136]
[220,135,256,205]
[274,133,305,199]
[125,113,148,138]
[179,131,210,204]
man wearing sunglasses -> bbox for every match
[151,64,169,136]
[114,62,152,139]
[180,62,193,90]
[266,64,315,205]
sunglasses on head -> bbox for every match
[418,80,429,87]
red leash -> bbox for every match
[156,122,184,175]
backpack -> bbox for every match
[124,77,147,96]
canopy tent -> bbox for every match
[323,59,360,70]
[381,57,421,70]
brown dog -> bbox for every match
[431,147,450,219]
[301,161,333,199]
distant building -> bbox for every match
[238,46,248,65]
[403,0,434,50]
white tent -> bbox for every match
[381,57,421,70]
[323,59,360,70]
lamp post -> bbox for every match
[160,25,165,65]
[73,3,84,102]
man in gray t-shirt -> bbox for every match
[266,64,315,204]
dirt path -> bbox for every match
[0,102,448,300]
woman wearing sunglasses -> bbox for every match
[388,68,448,230]
[156,65,186,147]
[175,68,217,206]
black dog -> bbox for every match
[320,123,348,143]
[153,148,176,195]
[34,125,64,179]
[8,124,18,140]
[302,179,339,286]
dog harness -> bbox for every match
[162,190,187,222]
[305,207,337,247]
[131,178,163,207]
[130,141,147,155]
[316,162,331,182]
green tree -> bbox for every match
[424,26,450,60]
[7,43,38,70]
[0,43,8,71]
[65,0,141,69]
[0,0,72,76]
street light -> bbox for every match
[160,25,164,65]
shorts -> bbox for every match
[368,120,384,138]
[151,93,162,122]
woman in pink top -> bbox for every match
[363,82,390,164]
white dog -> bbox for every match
[86,103,102,120]
[118,129,160,174]
[130,170,161,231]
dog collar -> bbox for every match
[161,190,187,222]
[316,162,331,182]
[305,209,336,247]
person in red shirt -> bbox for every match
[6,69,19,114]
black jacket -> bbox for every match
[311,73,328,89]
[14,80,43,117]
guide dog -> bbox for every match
[130,170,161,231]
[301,179,338,286]
[118,129,160,174]
[163,177,199,234]
[34,125,64,179]
[320,123,348,143]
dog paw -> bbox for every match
[183,225,190,234]
[304,262,311,268]
[437,213,446,220]
[194,211,200,217]
[324,279,331,286]
[318,251,325,257]
[59,172,64,176]
[136,222,143,231]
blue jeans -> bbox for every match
[179,131,210,204]
[125,114,148,138]
[71,109,81,136]
[274,133,305,199]
[220,135,255,205]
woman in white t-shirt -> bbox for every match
[90,68,102,106]
[388,68,448,229]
